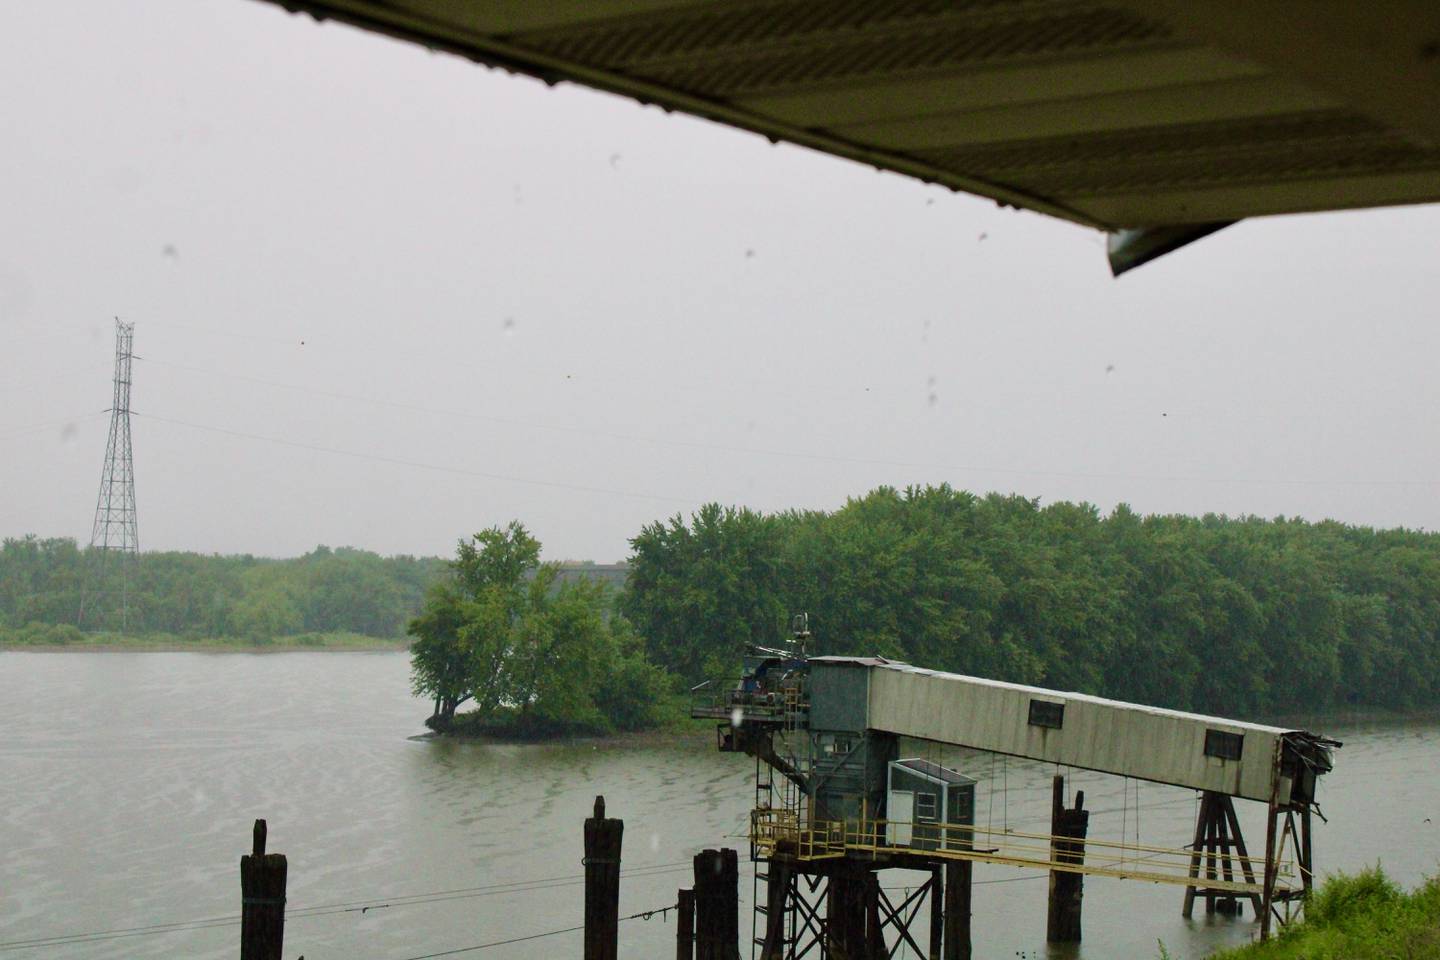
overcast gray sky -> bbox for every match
[3,0,1439,562]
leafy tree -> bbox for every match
[409,522,676,735]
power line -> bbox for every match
[388,903,676,960]
[135,356,1440,489]
[131,411,698,506]
[0,862,695,952]
[0,410,109,443]
[137,356,970,476]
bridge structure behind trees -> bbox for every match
[694,646,1339,958]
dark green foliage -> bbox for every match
[1206,868,1440,960]
[410,522,678,736]
[0,535,443,641]
[625,485,1440,715]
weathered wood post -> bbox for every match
[1046,776,1089,943]
[240,819,287,960]
[826,862,868,959]
[677,888,695,960]
[1259,800,1279,940]
[943,861,972,960]
[759,858,792,960]
[928,865,944,960]
[694,848,740,960]
[864,872,885,957]
[1300,808,1314,898]
[719,848,740,959]
[584,795,623,960]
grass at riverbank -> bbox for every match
[430,699,703,743]
[1189,868,1440,960]
[0,624,406,652]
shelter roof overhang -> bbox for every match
[254,0,1440,271]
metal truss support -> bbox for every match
[756,860,947,960]
[1184,791,1261,919]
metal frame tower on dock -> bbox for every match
[695,634,1339,957]
[80,319,139,632]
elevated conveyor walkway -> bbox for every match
[750,811,1296,898]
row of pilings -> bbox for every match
[234,786,1091,959]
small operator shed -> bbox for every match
[886,758,975,852]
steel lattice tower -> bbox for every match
[80,319,139,632]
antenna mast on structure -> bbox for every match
[80,319,139,632]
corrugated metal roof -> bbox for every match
[254,0,1440,241]
[809,655,895,667]
[897,757,976,786]
[864,662,1307,801]
[876,661,1295,736]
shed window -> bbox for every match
[916,793,937,821]
[1204,730,1244,761]
[1028,699,1065,729]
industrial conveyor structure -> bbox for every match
[692,633,1338,959]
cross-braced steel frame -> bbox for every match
[80,319,138,632]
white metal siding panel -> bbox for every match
[866,665,1283,802]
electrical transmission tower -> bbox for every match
[80,319,139,632]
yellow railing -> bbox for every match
[751,808,846,860]
[750,812,1293,895]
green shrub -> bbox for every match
[1208,868,1440,960]
[1305,866,1402,925]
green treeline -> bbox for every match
[11,482,1440,718]
[0,536,442,643]
[623,485,1440,716]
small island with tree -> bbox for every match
[408,521,677,738]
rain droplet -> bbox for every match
[730,707,744,728]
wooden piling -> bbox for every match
[943,861,972,960]
[694,848,739,960]
[929,865,944,960]
[826,862,868,959]
[584,795,623,960]
[865,872,885,958]
[1300,808,1314,898]
[677,888,695,960]
[1259,800,1279,941]
[1046,776,1089,943]
[240,819,287,960]
[759,858,792,960]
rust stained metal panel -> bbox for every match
[866,663,1288,803]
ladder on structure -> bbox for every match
[751,682,810,959]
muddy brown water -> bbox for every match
[1,651,1436,959]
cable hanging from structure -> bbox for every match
[0,861,696,953]
[386,903,678,960]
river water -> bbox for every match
[1,651,1436,960]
